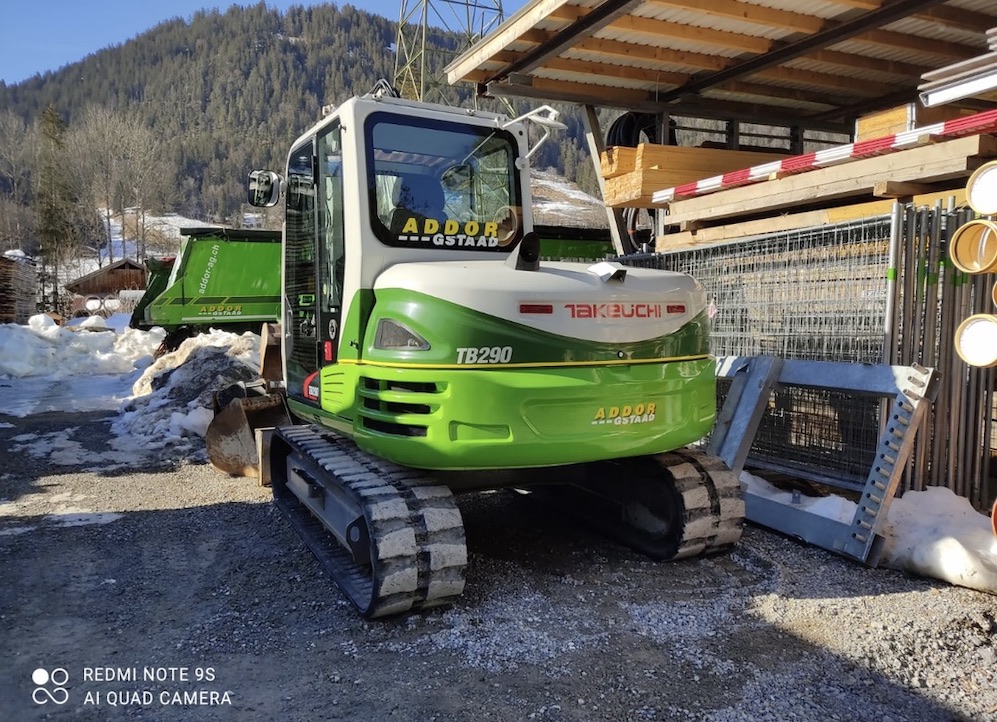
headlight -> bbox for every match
[374,319,430,350]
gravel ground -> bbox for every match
[1,410,995,722]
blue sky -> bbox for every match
[0,1,521,86]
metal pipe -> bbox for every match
[922,203,943,487]
[884,202,903,366]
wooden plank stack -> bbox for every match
[599,144,787,208]
[0,256,37,324]
[853,102,974,142]
[657,133,997,245]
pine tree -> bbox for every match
[35,105,77,312]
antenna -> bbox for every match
[394,0,504,105]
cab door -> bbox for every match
[284,122,345,407]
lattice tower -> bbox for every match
[394,0,504,105]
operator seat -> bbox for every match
[390,174,445,234]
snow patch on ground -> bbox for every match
[742,472,997,594]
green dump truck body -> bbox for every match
[131,227,281,332]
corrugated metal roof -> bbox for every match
[446,0,997,131]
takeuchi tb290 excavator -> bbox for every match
[218,85,744,618]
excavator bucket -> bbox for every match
[205,381,291,477]
[258,322,283,382]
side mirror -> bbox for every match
[248,170,282,207]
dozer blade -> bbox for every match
[206,393,291,477]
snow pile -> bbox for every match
[881,486,997,594]
[0,314,262,464]
[743,472,997,594]
[0,313,161,378]
[743,471,857,525]
[111,330,262,458]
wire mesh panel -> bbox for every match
[620,208,996,509]
[621,218,894,490]
[627,217,893,362]
[751,386,882,487]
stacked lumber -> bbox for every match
[658,133,997,239]
[854,103,974,142]
[655,191,972,251]
[599,144,787,208]
[0,256,37,324]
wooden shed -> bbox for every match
[448,1,997,524]
[64,258,147,316]
[447,0,997,251]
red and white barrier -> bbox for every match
[651,108,997,204]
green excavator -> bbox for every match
[207,86,743,617]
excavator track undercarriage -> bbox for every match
[268,423,743,617]
[269,425,468,618]
[532,448,745,560]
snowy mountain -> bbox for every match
[530,169,608,229]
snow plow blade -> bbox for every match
[206,382,291,477]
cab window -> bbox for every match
[366,112,522,252]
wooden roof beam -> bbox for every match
[714,81,850,110]
[480,76,853,133]
[754,65,898,96]
[573,37,729,72]
[821,0,880,9]
[548,4,589,22]
[649,0,950,104]
[847,28,981,60]
[915,6,997,33]
[644,0,826,35]
[793,48,933,81]
[668,96,853,133]
[824,0,997,33]
[572,38,926,91]
[481,0,647,83]
[446,0,577,83]
[465,42,719,87]
[805,87,920,122]
[483,75,659,108]
[542,56,690,86]
[518,28,557,45]
[607,15,773,54]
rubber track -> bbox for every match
[535,448,744,561]
[655,448,745,559]
[272,425,467,618]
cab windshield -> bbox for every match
[366,112,522,252]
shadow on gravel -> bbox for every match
[0,415,978,721]
[0,487,971,722]
[458,487,944,602]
